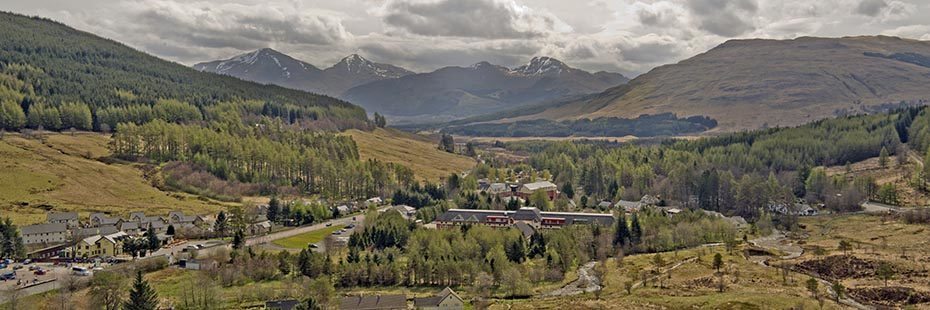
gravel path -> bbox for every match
[544,261,601,297]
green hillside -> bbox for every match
[0,11,367,130]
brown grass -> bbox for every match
[0,132,232,225]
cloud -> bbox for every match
[379,0,565,39]
[7,0,930,77]
[855,0,887,16]
[687,0,758,37]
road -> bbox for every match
[245,207,385,247]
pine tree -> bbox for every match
[268,197,280,223]
[145,227,159,251]
[123,271,158,310]
[214,211,227,236]
[613,212,630,248]
[630,213,642,247]
[232,229,245,249]
[879,146,889,168]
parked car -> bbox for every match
[72,266,91,276]
[0,263,7,269]
[33,268,47,276]
[325,223,333,227]
[1,271,15,280]
[12,264,23,270]
[22,259,32,265]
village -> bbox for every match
[2,174,835,310]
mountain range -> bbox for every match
[487,36,930,132]
[194,49,413,97]
[195,51,628,122]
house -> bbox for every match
[414,287,464,310]
[517,181,558,200]
[486,183,510,195]
[71,232,128,258]
[182,259,218,271]
[640,195,661,206]
[72,225,120,240]
[128,212,146,222]
[436,207,614,230]
[339,294,407,310]
[365,197,384,206]
[615,200,642,212]
[662,208,683,217]
[143,220,168,234]
[767,199,819,216]
[168,211,202,226]
[20,223,69,245]
[597,201,613,209]
[119,221,142,235]
[265,300,300,310]
[46,212,79,228]
[89,213,122,227]
[249,215,272,235]
[391,205,417,220]
[336,205,351,215]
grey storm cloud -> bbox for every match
[856,0,888,16]
[122,1,349,52]
[688,0,758,37]
[380,0,559,39]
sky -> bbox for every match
[4,0,930,76]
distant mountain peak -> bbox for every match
[513,56,571,76]
[329,54,413,79]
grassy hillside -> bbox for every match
[498,36,930,132]
[345,128,475,182]
[0,132,230,225]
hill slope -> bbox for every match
[0,133,229,225]
[343,57,628,121]
[0,12,366,127]
[510,36,930,131]
[344,128,475,182]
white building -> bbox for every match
[20,223,69,245]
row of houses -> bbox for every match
[22,211,211,247]
[266,287,464,310]
[20,210,220,259]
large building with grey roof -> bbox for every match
[436,207,614,230]
[20,223,69,245]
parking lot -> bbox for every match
[0,260,108,300]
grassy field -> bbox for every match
[495,245,845,309]
[271,225,345,249]
[0,132,232,225]
[345,128,475,183]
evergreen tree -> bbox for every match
[712,253,723,272]
[267,197,280,223]
[123,271,158,310]
[630,213,642,247]
[561,182,575,199]
[879,146,889,168]
[165,225,175,236]
[214,211,227,236]
[232,229,245,249]
[145,227,159,251]
[613,212,630,248]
